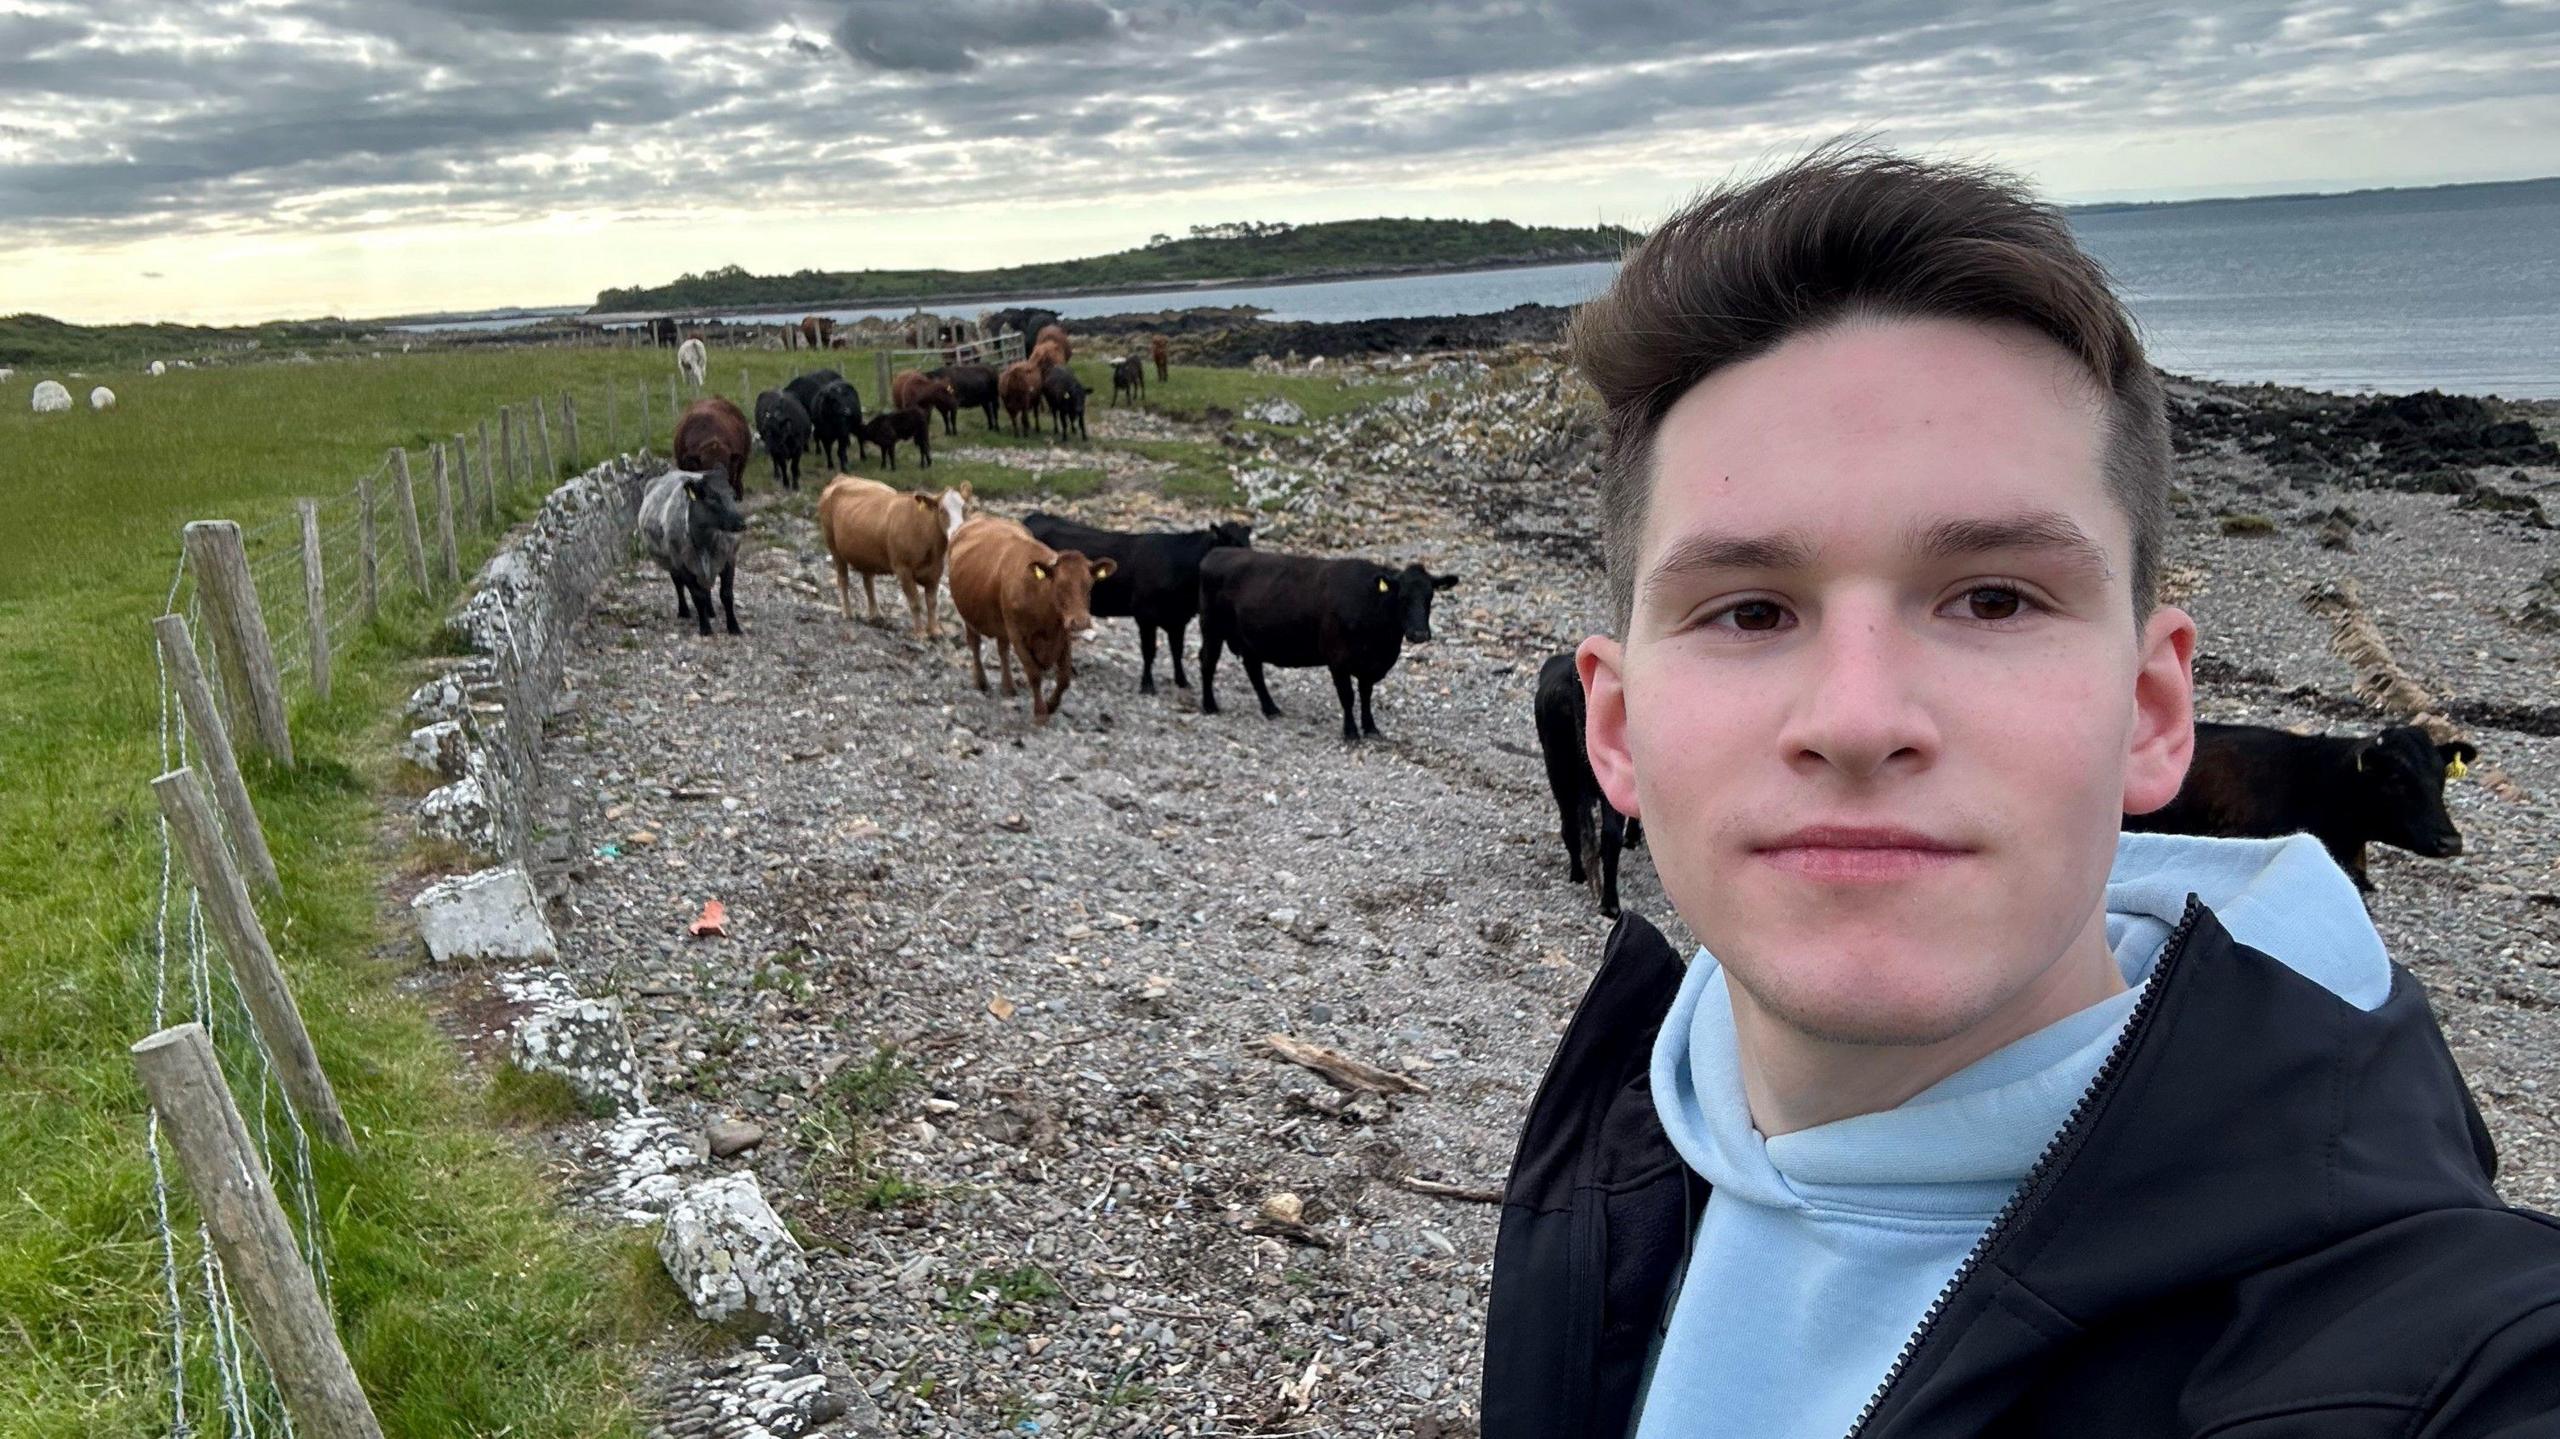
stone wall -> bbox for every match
[404,451,663,860]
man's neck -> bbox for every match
[1731,905,2126,1137]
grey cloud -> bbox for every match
[832,0,1119,73]
[0,0,2547,250]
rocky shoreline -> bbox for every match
[465,346,2554,1437]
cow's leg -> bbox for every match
[1169,619,1191,688]
[1331,668,1359,742]
[1598,802,1627,919]
[1137,623,1158,695]
[1556,786,1589,884]
[861,572,880,621]
[719,562,740,635]
[688,577,714,637]
[918,431,931,468]
[1358,675,1379,736]
[1243,654,1282,719]
[671,572,692,618]
[1198,626,1224,715]
[965,629,988,691]
[995,636,1019,697]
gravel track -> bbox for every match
[521,356,2559,1436]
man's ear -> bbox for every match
[2121,604,2198,816]
[1577,634,1642,821]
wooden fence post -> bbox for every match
[607,382,618,453]
[875,350,893,412]
[152,614,281,895]
[150,768,356,1153]
[451,432,476,523]
[536,396,557,481]
[431,444,459,585]
[295,500,330,703]
[180,521,295,766]
[562,391,580,471]
[637,377,651,450]
[498,408,516,494]
[356,476,379,621]
[389,449,428,591]
[667,374,679,424]
[131,1023,383,1439]
[739,367,751,402]
[477,420,499,526]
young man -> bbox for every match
[1481,147,2560,1437]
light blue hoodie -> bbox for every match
[1629,831,2393,1439]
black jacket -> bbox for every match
[1483,899,2560,1437]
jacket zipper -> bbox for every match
[1841,896,2206,1439]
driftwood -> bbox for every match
[1260,1032,1427,1096]
[1394,1174,1504,1205]
[2302,578,2522,802]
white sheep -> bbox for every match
[90,386,117,411]
[31,380,70,413]
[149,360,167,376]
[677,337,707,389]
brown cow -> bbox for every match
[1150,333,1169,383]
[1029,339,1066,377]
[674,397,752,498]
[945,517,1115,727]
[998,361,1044,437]
[891,370,963,436]
[1034,324,1071,362]
[800,315,835,350]
[817,475,949,637]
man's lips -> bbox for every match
[1754,825,1973,881]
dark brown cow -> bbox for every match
[998,361,1044,437]
[799,315,835,350]
[674,397,752,498]
[1150,333,1169,383]
[1034,323,1072,362]
[891,370,963,435]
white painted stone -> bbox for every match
[411,863,556,964]
[89,386,115,411]
[1243,396,1306,425]
[658,1173,820,1342]
[149,360,168,376]
[402,719,472,779]
[513,994,646,1113]
[417,772,501,855]
[31,380,70,414]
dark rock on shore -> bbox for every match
[2172,384,2558,491]
[1110,303,1575,366]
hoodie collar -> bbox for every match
[1651,834,2393,1217]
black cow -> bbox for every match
[1021,513,1252,694]
[863,407,933,470]
[2123,721,2478,891]
[1042,366,1089,441]
[1197,551,1460,742]
[787,373,864,471]
[1533,652,1648,917]
[1110,356,1146,406]
[933,363,1002,430]
[753,389,812,491]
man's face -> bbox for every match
[1581,316,2194,1048]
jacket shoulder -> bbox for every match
[2188,1206,2560,1435]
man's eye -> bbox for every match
[1964,586,2024,621]
[1724,600,1786,631]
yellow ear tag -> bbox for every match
[1377,578,1391,594]
[2447,755,2468,780]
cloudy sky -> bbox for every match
[1,0,2552,324]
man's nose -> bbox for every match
[1777,601,1938,781]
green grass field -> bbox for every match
[0,339,1374,1434]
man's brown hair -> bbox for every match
[1572,143,2171,631]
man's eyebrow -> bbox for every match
[1640,510,2115,602]
[1642,527,1819,598]
[1912,511,2115,578]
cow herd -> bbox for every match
[644,333,2484,920]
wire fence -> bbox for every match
[138,377,637,1435]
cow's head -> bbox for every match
[1381,564,1461,643]
[1207,520,1254,550]
[685,470,747,533]
[2351,725,2477,857]
[1036,552,1118,640]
